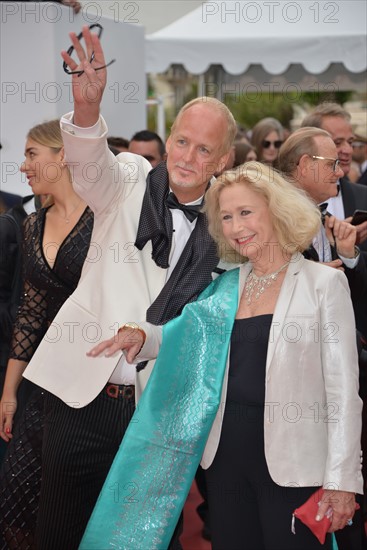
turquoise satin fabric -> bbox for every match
[79,268,239,550]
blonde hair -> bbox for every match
[204,162,321,263]
[27,119,63,151]
[278,127,331,177]
[27,119,63,207]
[170,97,237,154]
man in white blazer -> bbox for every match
[18,27,236,550]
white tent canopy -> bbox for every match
[146,0,366,90]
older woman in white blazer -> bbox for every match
[89,163,363,550]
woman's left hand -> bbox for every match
[316,489,356,532]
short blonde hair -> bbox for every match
[27,119,64,208]
[170,97,237,154]
[204,162,320,263]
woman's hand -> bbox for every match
[0,394,17,442]
[316,489,356,532]
[0,359,28,442]
[61,25,107,127]
[87,325,145,363]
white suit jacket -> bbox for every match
[23,115,166,407]
[140,256,364,494]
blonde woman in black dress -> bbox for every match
[0,120,93,549]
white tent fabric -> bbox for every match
[146,0,366,76]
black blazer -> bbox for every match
[339,178,367,339]
[340,177,367,251]
[358,168,367,187]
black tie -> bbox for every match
[166,192,202,222]
[319,202,329,225]
[318,202,338,260]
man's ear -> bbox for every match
[165,136,171,154]
[297,154,310,176]
[216,151,231,175]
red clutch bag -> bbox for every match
[292,488,360,544]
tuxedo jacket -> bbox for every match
[340,177,367,253]
[340,176,367,215]
[23,115,171,407]
[141,256,363,493]
[338,177,367,339]
[358,168,367,187]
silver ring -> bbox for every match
[347,519,353,526]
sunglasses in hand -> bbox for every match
[63,23,116,76]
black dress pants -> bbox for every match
[36,388,182,550]
[36,389,136,550]
[205,401,333,550]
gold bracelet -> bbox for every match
[118,322,146,348]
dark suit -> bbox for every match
[337,177,367,549]
[338,177,367,339]
[340,177,367,252]
[358,168,367,187]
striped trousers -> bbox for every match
[36,388,135,550]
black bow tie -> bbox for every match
[166,192,203,222]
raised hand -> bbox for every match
[61,25,107,127]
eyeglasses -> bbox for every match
[262,140,283,149]
[311,155,341,173]
[63,24,116,76]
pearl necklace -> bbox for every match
[244,262,289,304]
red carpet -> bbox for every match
[181,482,211,550]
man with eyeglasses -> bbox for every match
[278,126,367,550]
[302,103,367,252]
[278,127,362,270]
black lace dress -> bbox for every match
[0,206,93,550]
